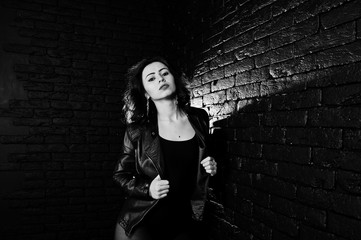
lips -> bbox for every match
[159,84,169,90]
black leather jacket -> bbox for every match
[113,107,211,236]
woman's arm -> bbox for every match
[113,127,151,199]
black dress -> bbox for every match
[143,135,199,240]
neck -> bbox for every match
[154,99,181,122]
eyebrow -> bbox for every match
[145,67,168,78]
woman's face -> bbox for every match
[141,61,176,101]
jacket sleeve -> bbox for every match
[113,127,151,199]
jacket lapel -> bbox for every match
[143,122,165,177]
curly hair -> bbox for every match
[122,56,191,124]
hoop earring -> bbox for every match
[146,97,150,118]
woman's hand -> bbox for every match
[149,175,169,199]
[201,156,217,176]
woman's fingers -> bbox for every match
[149,175,170,199]
[201,156,217,176]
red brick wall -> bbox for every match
[186,0,361,239]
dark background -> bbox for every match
[0,0,361,239]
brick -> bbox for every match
[24,82,54,92]
[299,225,338,240]
[203,69,225,84]
[272,230,294,240]
[222,30,253,53]
[297,186,333,209]
[226,83,260,100]
[208,101,236,116]
[307,62,361,87]
[211,76,235,92]
[344,129,361,150]
[3,1,42,11]
[29,56,72,67]
[264,110,307,127]
[236,67,269,85]
[263,144,310,164]
[0,118,28,134]
[193,64,210,79]
[323,83,361,106]
[13,118,51,126]
[308,107,361,128]
[236,126,263,142]
[28,74,70,83]
[203,91,227,105]
[270,17,318,49]
[14,64,54,74]
[34,109,73,118]
[272,0,308,17]
[294,0,348,23]
[321,0,361,29]
[3,43,46,55]
[209,52,235,69]
[278,162,335,189]
[285,127,342,148]
[254,11,293,40]
[338,170,361,195]
[35,21,73,32]
[237,97,271,113]
[236,186,270,208]
[260,127,285,144]
[254,175,296,199]
[229,141,262,158]
[234,37,269,60]
[28,144,67,153]
[225,58,254,77]
[256,44,294,67]
[228,112,260,127]
[271,89,321,110]
[316,41,361,68]
[313,148,361,171]
[0,108,33,118]
[295,22,355,57]
[271,195,327,228]
[328,212,361,239]
[270,54,317,78]
[235,6,272,34]
[19,28,59,40]
[201,48,218,63]
[254,205,298,236]
[261,79,291,96]
[1,135,43,144]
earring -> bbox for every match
[146,97,150,117]
[175,95,178,105]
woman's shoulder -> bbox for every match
[187,106,209,120]
[125,121,145,141]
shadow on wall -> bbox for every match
[204,61,361,240]
[0,4,27,105]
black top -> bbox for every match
[144,134,198,236]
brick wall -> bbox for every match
[2,0,361,239]
[0,0,171,239]
[186,0,361,239]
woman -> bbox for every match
[113,56,217,240]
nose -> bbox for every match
[158,75,165,82]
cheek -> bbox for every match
[143,83,156,97]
